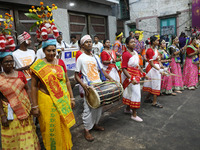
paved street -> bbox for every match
[71,87,200,150]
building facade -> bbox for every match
[0,0,119,47]
[124,0,192,40]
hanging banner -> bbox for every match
[61,48,78,70]
[192,0,200,27]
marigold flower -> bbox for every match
[38,15,41,18]
[42,14,46,18]
[46,6,49,9]
[40,21,43,24]
[0,15,2,18]
[31,6,35,9]
[36,21,40,25]
[41,6,44,10]
[29,9,33,13]
[50,20,52,23]
[5,16,9,19]
[33,9,37,13]
[0,22,1,26]
[40,2,43,5]
[9,24,12,28]
[52,19,54,22]
[5,13,9,16]
[55,6,58,9]
[52,4,55,7]
[48,8,52,12]
[8,31,11,35]
[47,14,50,18]
[50,13,53,16]
[37,7,41,11]
[10,17,13,21]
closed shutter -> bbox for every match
[88,15,107,40]
[69,13,87,40]
[69,12,107,41]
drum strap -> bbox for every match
[83,75,92,86]
[93,55,107,81]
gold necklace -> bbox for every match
[45,58,58,73]
[44,58,57,65]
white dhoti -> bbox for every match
[82,97,102,130]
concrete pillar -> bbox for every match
[53,8,70,43]
[108,16,117,44]
[124,21,131,38]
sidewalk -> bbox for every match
[71,87,200,150]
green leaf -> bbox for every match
[29,22,38,32]
[24,13,42,21]
[54,22,60,30]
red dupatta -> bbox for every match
[0,75,31,120]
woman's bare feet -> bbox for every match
[171,92,177,96]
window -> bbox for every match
[160,17,177,36]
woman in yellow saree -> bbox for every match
[30,39,76,150]
[0,52,40,150]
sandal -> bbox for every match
[152,103,163,108]
[84,130,94,142]
[124,108,133,114]
[144,98,153,103]
[92,125,105,131]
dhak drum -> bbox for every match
[86,81,124,109]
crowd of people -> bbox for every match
[0,3,200,150]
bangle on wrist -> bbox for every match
[142,72,146,77]
[71,98,75,101]
[131,75,135,81]
[32,105,38,109]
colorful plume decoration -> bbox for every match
[25,2,59,41]
[0,13,15,51]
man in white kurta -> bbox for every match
[75,35,113,141]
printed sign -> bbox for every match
[61,48,79,70]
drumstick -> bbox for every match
[139,80,154,83]
[168,73,181,77]
[139,79,163,83]
[29,57,37,66]
[149,78,163,81]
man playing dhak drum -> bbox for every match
[75,35,114,142]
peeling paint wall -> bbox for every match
[127,0,191,40]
